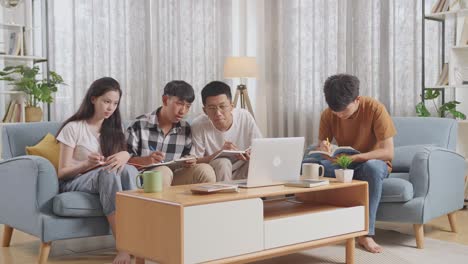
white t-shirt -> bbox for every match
[190,108,262,157]
[56,120,101,165]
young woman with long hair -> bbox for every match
[56,77,136,264]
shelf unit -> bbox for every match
[422,2,468,117]
[0,54,46,62]
[425,8,468,20]
[0,0,50,123]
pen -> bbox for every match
[149,145,165,163]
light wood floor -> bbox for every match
[1,208,467,264]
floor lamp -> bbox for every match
[224,56,258,118]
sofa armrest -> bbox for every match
[0,156,59,235]
[409,147,465,220]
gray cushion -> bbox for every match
[388,172,410,181]
[53,192,104,217]
[392,145,433,172]
[380,178,414,203]
[1,122,62,159]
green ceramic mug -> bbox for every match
[136,171,163,193]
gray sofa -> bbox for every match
[303,117,466,248]
[377,117,465,248]
[1,117,466,263]
[0,122,111,264]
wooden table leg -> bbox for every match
[346,238,355,264]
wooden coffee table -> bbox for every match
[116,179,368,264]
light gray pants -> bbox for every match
[209,158,249,181]
[59,164,138,215]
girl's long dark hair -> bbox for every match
[57,77,126,157]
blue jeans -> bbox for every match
[318,159,389,236]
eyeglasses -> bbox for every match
[205,104,231,114]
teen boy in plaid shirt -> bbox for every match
[126,80,216,187]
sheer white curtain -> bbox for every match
[47,0,231,121]
[261,0,441,145]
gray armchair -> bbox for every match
[0,122,110,264]
[376,117,466,248]
[302,117,465,248]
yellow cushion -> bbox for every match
[26,133,60,172]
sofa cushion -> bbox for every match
[380,178,414,203]
[388,172,410,181]
[26,133,60,172]
[392,145,433,172]
[53,192,104,217]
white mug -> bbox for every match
[302,163,325,180]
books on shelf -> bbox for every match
[435,63,450,86]
[190,183,239,194]
[457,16,468,46]
[7,32,22,56]
[284,179,330,188]
[431,0,460,13]
[432,0,448,13]
[1,95,25,123]
[128,156,196,171]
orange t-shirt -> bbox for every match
[318,96,396,170]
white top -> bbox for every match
[190,108,262,157]
[56,120,101,165]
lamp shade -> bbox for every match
[223,56,258,78]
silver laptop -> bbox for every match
[233,137,305,188]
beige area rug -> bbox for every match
[252,229,468,264]
[3,228,466,264]
[146,229,468,264]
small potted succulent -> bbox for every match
[334,155,354,183]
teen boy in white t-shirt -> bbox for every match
[191,81,262,181]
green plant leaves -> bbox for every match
[334,155,353,169]
[424,89,440,100]
[0,65,64,107]
[416,90,467,120]
[416,102,431,117]
[447,108,466,120]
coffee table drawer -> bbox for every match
[264,205,365,249]
[184,198,264,263]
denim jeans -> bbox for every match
[318,159,389,236]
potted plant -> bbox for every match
[0,65,64,122]
[416,89,466,119]
[334,155,354,183]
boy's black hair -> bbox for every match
[323,74,360,112]
[163,80,195,103]
[201,81,232,105]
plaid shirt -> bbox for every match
[126,107,192,162]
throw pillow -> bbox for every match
[26,133,60,171]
